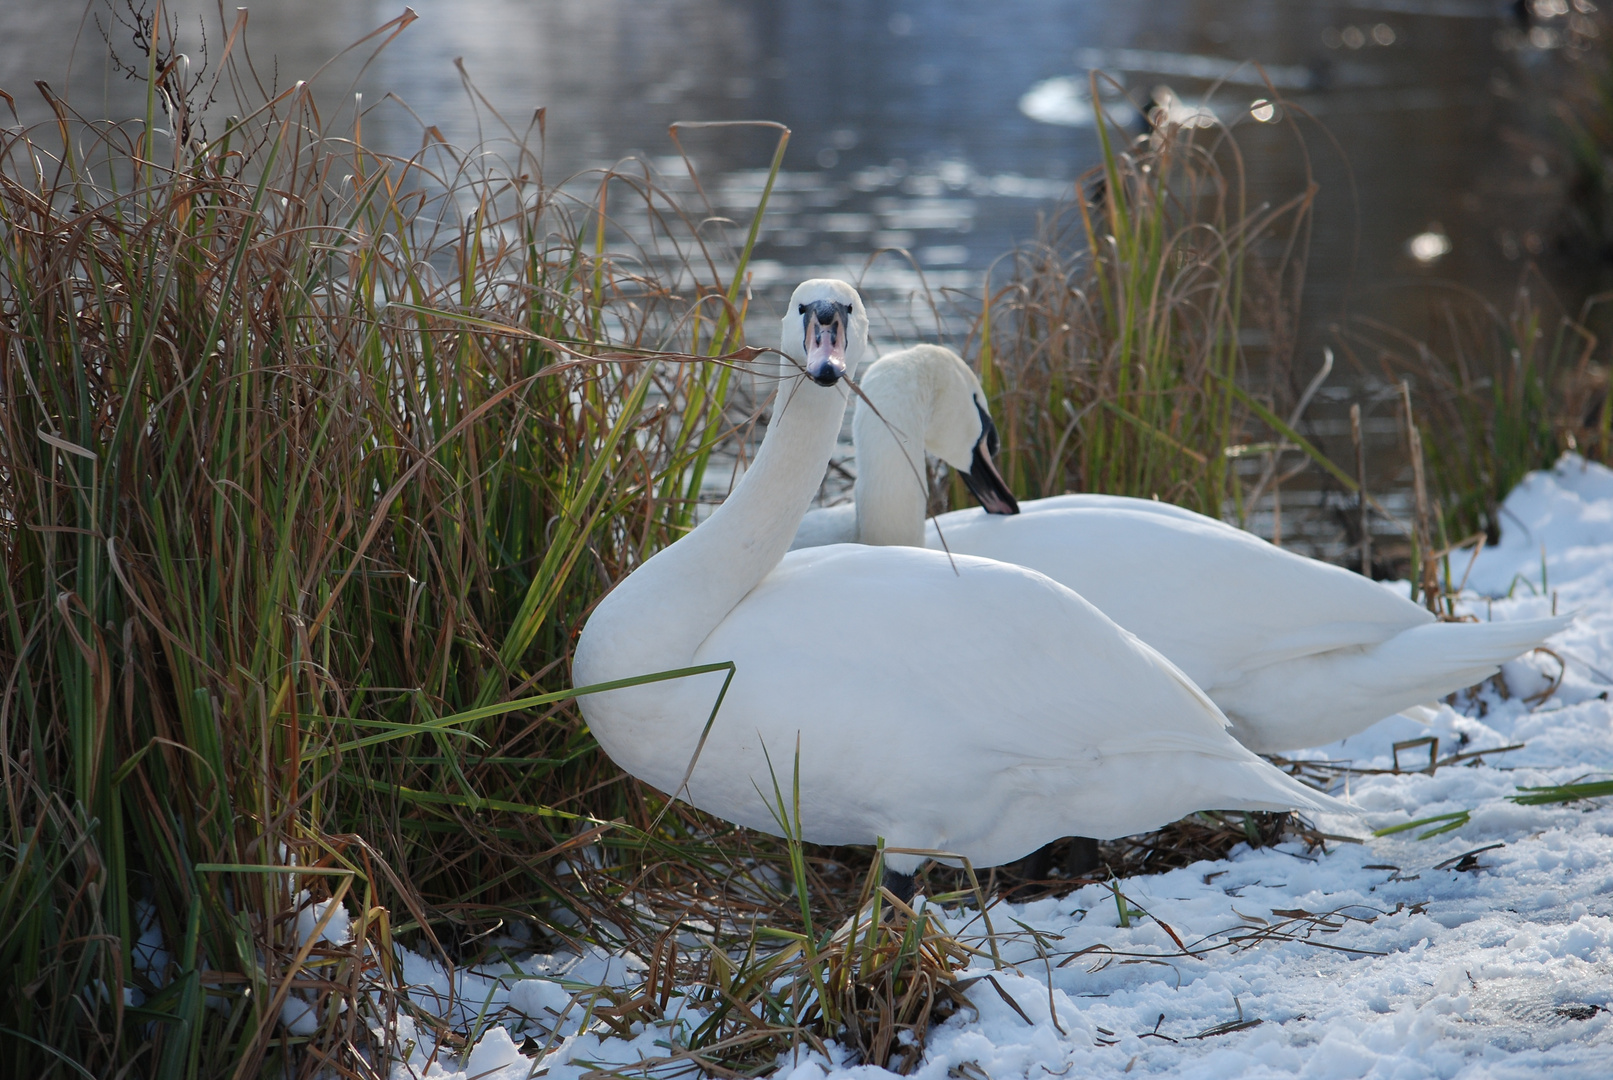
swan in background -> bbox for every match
[792,344,1572,753]
[574,282,1349,895]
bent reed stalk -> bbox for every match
[0,13,788,1075]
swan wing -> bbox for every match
[926,505,1431,689]
[665,544,1346,865]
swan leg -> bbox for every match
[1018,843,1054,881]
[1067,836,1101,875]
[882,867,917,905]
[1020,837,1101,881]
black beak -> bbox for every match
[960,404,1019,515]
[810,365,843,388]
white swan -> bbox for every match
[573,282,1348,883]
[792,344,1571,752]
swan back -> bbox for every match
[924,505,1431,690]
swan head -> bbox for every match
[860,344,1020,515]
[781,279,866,386]
[957,398,1019,515]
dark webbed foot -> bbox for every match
[881,866,916,905]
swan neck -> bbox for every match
[853,384,930,547]
[588,373,849,674]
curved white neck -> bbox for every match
[587,372,851,676]
[853,384,930,547]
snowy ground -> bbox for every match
[390,455,1613,1080]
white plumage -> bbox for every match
[574,284,1349,874]
[793,344,1571,752]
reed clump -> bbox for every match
[971,86,1318,519]
[633,860,976,1077]
[1336,274,1611,545]
[0,8,786,1075]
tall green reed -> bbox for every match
[970,81,1318,519]
[0,9,787,1075]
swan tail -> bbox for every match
[1212,758,1357,820]
[1218,614,1574,753]
[1364,614,1573,700]
[1078,751,1357,840]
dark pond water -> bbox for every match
[1,0,1595,555]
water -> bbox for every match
[2,0,1591,557]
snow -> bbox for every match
[388,455,1613,1079]
[282,891,356,1035]
[126,898,169,1008]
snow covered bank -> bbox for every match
[394,456,1613,1080]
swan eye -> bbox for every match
[975,400,1000,455]
[800,299,847,327]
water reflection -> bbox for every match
[0,3,1576,305]
[0,0,1595,551]
[1408,226,1455,264]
